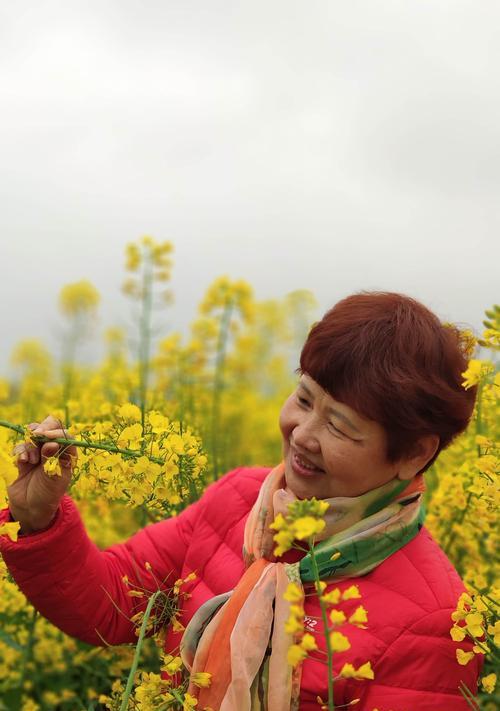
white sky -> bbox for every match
[1,0,499,373]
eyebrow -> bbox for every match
[299,382,362,434]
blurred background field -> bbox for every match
[0,236,498,709]
[1,1,499,707]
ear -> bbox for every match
[396,434,440,480]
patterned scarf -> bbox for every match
[180,463,425,710]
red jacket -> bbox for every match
[0,466,480,710]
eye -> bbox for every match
[296,394,310,408]
[328,421,347,437]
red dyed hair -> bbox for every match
[300,291,476,473]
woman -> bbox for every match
[0,291,481,709]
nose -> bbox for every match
[290,415,320,454]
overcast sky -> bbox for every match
[1,0,499,373]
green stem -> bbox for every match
[138,251,154,439]
[475,381,484,443]
[61,316,82,426]
[211,298,233,479]
[119,590,162,711]
[442,381,487,554]
[309,543,335,711]
[459,680,481,711]
[15,607,38,709]
[0,420,164,465]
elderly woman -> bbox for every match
[0,292,481,710]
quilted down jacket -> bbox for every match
[0,466,481,710]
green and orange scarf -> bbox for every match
[180,463,425,710]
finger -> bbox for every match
[41,441,77,467]
[34,428,68,439]
[37,415,64,430]
[13,442,40,465]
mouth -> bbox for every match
[290,450,325,477]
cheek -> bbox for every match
[278,397,295,438]
[322,440,356,467]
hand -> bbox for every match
[8,415,77,534]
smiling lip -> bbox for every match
[291,451,324,477]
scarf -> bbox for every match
[180,463,425,710]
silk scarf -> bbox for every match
[180,463,425,710]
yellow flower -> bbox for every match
[474,597,487,613]
[329,631,351,652]
[349,605,368,627]
[191,672,212,688]
[353,662,374,680]
[0,521,21,542]
[171,616,185,633]
[475,455,498,476]
[461,359,493,389]
[284,582,303,603]
[321,588,341,605]
[450,625,466,642]
[125,243,141,271]
[270,513,287,531]
[329,609,347,626]
[285,615,303,635]
[464,612,484,638]
[340,663,356,678]
[481,673,497,694]
[43,456,62,477]
[342,585,361,600]
[148,411,169,433]
[183,692,198,709]
[273,529,295,556]
[473,644,487,654]
[300,633,318,652]
[287,644,307,667]
[118,403,142,423]
[292,515,326,540]
[487,620,500,646]
[59,280,100,317]
[117,423,143,447]
[340,662,374,680]
[456,649,475,665]
[161,654,183,675]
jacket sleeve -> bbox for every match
[350,608,482,711]
[0,494,201,646]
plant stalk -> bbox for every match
[119,590,162,711]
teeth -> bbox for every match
[296,454,317,470]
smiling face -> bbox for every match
[279,374,403,500]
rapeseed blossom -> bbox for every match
[0,264,497,709]
[58,280,100,317]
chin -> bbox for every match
[284,466,326,501]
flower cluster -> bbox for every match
[451,590,499,696]
[123,236,174,301]
[270,498,329,556]
[0,245,497,709]
[274,494,374,710]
